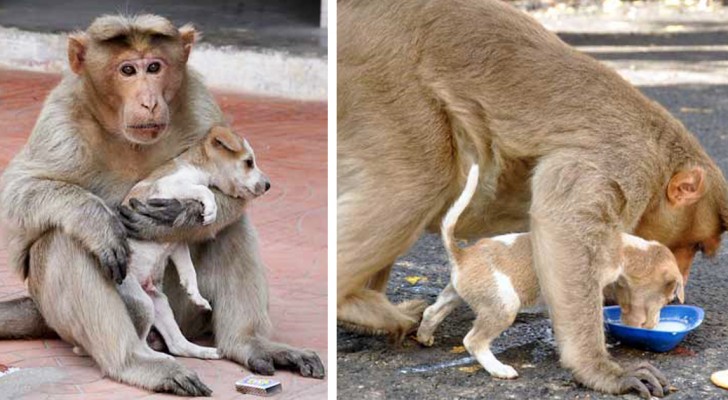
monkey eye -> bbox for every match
[120,64,136,76]
[147,62,161,74]
[245,159,254,168]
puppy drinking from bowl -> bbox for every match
[75,126,270,360]
[415,165,684,379]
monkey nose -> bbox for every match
[141,99,158,113]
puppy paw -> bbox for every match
[199,347,222,360]
[201,203,217,225]
[415,331,435,347]
[190,295,212,311]
[487,364,519,380]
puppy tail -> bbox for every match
[441,164,479,260]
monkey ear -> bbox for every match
[178,24,200,62]
[67,32,88,75]
[209,126,243,153]
[667,167,705,207]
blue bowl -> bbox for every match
[603,305,704,352]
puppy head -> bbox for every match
[203,126,271,199]
[613,236,684,329]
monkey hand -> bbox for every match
[88,211,129,284]
[120,198,204,241]
[616,362,669,399]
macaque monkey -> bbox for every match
[337,0,726,397]
[0,14,323,395]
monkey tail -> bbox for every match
[0,297,55,339]
[441,164,479,261]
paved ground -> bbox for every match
[0,69,327,399]
[337,7,728,400]
[0,0,325,57]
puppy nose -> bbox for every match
[265,181,271,192]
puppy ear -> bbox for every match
[67,32,88,75]
[178,23,200,62]
[675,277,685,304]
[209,126,243,153]
[667,167,705,207]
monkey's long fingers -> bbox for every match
[271,349,326,379]
[631,362,669,387]
[248,356,276,376]
[130,198,181,225]
[96,244,128,284]
[632,368,665,398]
[172,374,212,397]
[621,376,652,399]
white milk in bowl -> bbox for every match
[652,321,688,332]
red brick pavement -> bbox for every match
[0,69,327,399]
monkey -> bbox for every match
[337,0,726,397]
[0,14,324,396]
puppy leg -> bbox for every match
[169,244,212,311]
[416,283,462,346]
[118,276,174,361]
[150,290,220,360]
[464,314,518,379]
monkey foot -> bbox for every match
[618,362,669,399]
[154,362,212,397]
[247,348,326,379]
[388,299,428,343]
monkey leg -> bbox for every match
[186,217,325,378]
[530,157,668,399]
[26,231,211,396]
[337,169,450,337]
[416,283,462,346]
[366,264,393,292]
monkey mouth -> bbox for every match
[127,123,166,132]
[125,123,168,143]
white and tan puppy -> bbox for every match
[416,165,684,379]
[112,126,270,360]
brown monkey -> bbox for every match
[337,0,726,397]
[0,14,323,395]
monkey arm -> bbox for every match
[119,189,247,243]
[530,154,666,399]
[0,174,129,282]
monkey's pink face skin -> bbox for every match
[109,54,182,145]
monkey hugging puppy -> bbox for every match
[0,14,323,396]
[338,0,726,397]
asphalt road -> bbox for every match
[337,20,728,400]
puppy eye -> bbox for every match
[120,64,136,76]
[147,62,161,74]
[245,159,254,168]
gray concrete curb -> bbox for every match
[0,26,327,101]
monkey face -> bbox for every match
[66,14,197,145]
[634,167,726,285]
[205,126,272,200]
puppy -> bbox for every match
[113,126,270,360]
[416,165,684,379]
